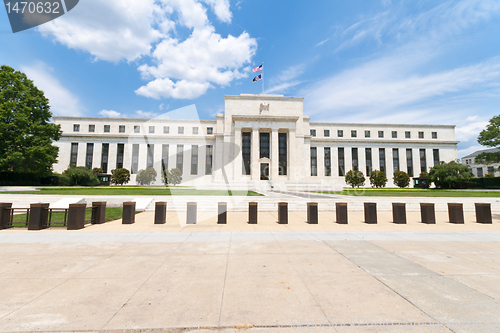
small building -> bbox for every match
[461,148,500,177]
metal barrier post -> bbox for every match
[420,203,436,224]
[0,203,12,229]
[278,202,288,224]
[307,202,318,224]
[28,203,49,230]
[248,202,258,224]
[475,203,492,224]
[67,203,86,230]
[155,202,167,225]
[122,202,136,224]
[218,202,227,224]
[91,202,106,224]
[336,202,348,224]
[392,203,406,224]
[448,203,464,224]
[187,202,197,224]
[364,202,377,224]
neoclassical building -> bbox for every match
[52,94,458,190]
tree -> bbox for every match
[345,170,365,188]
[369,170,387,188]
[136,167,157,185]
[164,168,182,186]
[111,168,130,185]
[0,65,62,175]
[91,167,103,175]
[427,161,473,189]
[393,171,410,188]
[63,166,100,186]
[475,115,500,164]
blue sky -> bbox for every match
[2,0,500,157]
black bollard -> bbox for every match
[248,202,258,224]
[420,203,436,224]
[307,202,318,224]
[218,202,227,224]
[67,203,86,230]
[278,202,288,224]
[392,203,406,224]
[336,203,348,224]
[364,202,377,224]
[155,202,167,224]
[448,203,464,224]
[187,202,197,224]
[475,203,492,224]
[122,202,136,224]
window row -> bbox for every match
[73,124,214,135]
[310,129,438,139]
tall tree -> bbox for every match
[0,65,62,175]
[475,115,500,164]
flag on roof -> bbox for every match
[252,73,262,82]
[252,64,263,72]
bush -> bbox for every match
[419,172,428,178]
[163,168,182,186]
[393,171,410,188]
[369,170,387,188]
[63,166,100,186]
[345,170,365,188]
[136,167,157,185]
[111,168,130,185]
[91,167,104,175]
[428,161,473,189]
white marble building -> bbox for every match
[461,148,500,177]
[52,94,458,189]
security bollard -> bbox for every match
[218,202,227,224]
[420,203,436,224]
[28,203,49,230]
[0,203,12,230]
[278,202,288,224]
[307,202,318,224]
[187,202,197,224]
[336,202,348,224]
[475,203,492,224]
[122,202,136,224]
[364,202,377,224]
[155,202,167,225]
[392,203,406,224]
[248,202,258,224]
[67,203,86,230]
[91,201,106,224]
[448,203,464,224]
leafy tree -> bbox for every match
[369,170,387,188]
[419,172,428,178]
[91,167,103,175]
[0,65,62,175]
[136,167,157,185]
[164,168,182,186]
[427,161,473,189]
[63,166,100,186]
[345,170,365,188]
[393,171,410,188]
[111,168,130,185]
[475,115,500,164]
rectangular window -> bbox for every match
[324,130,330,137]
[420,149,427,173]
[163,126,169,134]
[365,130,370,138]
[134,126,140,133]
[259,132,270,159]
[338,130,344,137]
[393,148,399,172]
[176,145,184,174]
[338,148,345,176]
[149,126,155,134]
[147,144,154,169]
[366,148,372,176]
[101,143,109,173]
[207,127,213,135]
[379,148,386,173]
[73,124,80,132]
[405,131,410,138]
[70,143,78,166]
[116,144,124,169]
[352,148,359,171]
[119,125,125,133]
[104,125,110,133]
[161,145,169,172]
[279,133,287,175]
[85,143,94,169]
[242,132,251,175]
[310,129,316,137]
[191,145,198,175]
[89,125,95,133]
[432,132,437,139]
[193,127,198,135]
[178,127,184,134]
[325,147,331,176]
[351,130,357,138]
[488,166,495,175]
[206,145,213,175]
[392,131,397,138]
[378,131,384,138]
[419,131,424,138]
[310,147,317,176]
[406,149,413,177]
[477,167,483,177]
[433,149,440,166]
[131,144,139,174]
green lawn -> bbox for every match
[3,187,263,196]
[312,188,500,197]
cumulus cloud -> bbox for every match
[99,110,123,117]
[135,110,159,118]
[21,62,83,117]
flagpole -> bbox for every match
[262,62,264,94]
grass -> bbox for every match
[312,188,500,197]
[2,187,263,196]
[10,207,135,228]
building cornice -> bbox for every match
[232,115,300,122]
[53,116,217,124]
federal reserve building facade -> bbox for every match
[52,94,458,190]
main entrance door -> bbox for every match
[260,163,269,180]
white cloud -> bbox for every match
[202,0,232,23]
[315,38,329,47]
[21,62,83,117]
[135,78,212,99]
[265,64,305,94]
[99,110,123,117]
[135,110,159,118]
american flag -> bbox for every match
[252,64,263,72]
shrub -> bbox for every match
[163,168,182,186]
[345,170,365,188]
[91,167,104,175]
[63,166,100,186]
[393,171,410,188]
[419,172,428,178]
[428,161,473,189]
[369,170,387,188]
[111,168,131,185]
[136,167,158,185]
